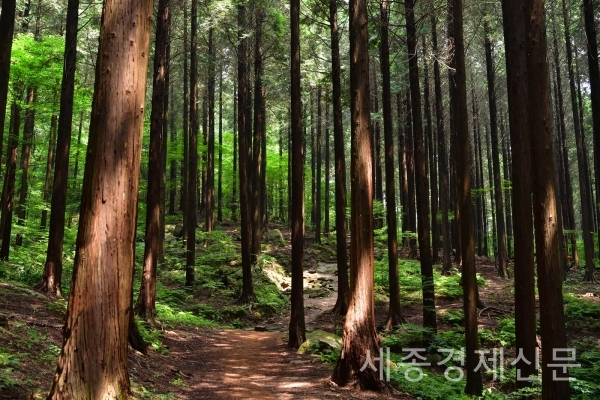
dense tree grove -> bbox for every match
[1,0,600,398]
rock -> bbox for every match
[264,229,285,245]
[290,360,309,365]
[298,330,342,354]
[308,270,317,274]
[172,223,185,238]
[255,325,268,332]
[280,282,289,289]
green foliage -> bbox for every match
[381,324,433,352]
[569,338,600,399]
[136,319,167,354]
[479,318,517,347]
[564,294,600,331]
[155,303,218,328]
[438,309,464,326]
[0,350,20,391]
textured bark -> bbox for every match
[497,2,537,375]
[582,0,599,281]
[331,0,381,390]
[238,1,254,303]
[206,27,215,235]
[315,87,322,243]
[405,0,436,338]
[0,103,20,261]
[217,66,223,223]
[483,22,508,277]
[431,15,452,275]
[136,0,169,321]
[324,100,330,235]
[0,0,16,163]
[422,36,438,263]
[181,2,189,236]
[329,0,348,316]
[288,0,305,348]
[451,0,482,394]
[15,87,36,246]
[524,0,570,396]
[186,0,198,286]
[381,0,405,329]
[40,107,57,230]
[251,14,264,259]
[231,83,238,221]
[561,0,582,266]
[46,0,152,396]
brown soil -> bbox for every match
[0,282,404,399]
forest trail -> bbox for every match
[133,327,399,399]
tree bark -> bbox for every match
[46,0,152,395]
[329,0,348,316]
[524,0,571,395]
[381,0,405,329]
[451,0,483,394]
[0,103,20,261]
[186,0,198,286]
[484,22,508,277]
[206,27,216,236]
[238,1,254,303]
[0,0,17,166]
[288,0,305,347]
[331,0,381,390]
[135,0,168,321]
[41,107,57,230]
[431,15,452,275]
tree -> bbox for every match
[187,0,199,286]
[0,0,17,161]
[136,0,169,321]
[238,0,254,303]
[451,0,482,394]
[206,26,216,235]
[582,0,600,281]
[0,103,20,261]
[288,0,305,348]
[380,0,404,329]
[329,0,348,316]
[483,20,508,278]
[431,14,452,275]
[405,0,436,339]
[46,0,153,396]
[36,0,80,296]
[524,0,570,395]
[331,0,381,390]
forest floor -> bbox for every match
[1,222,600,399]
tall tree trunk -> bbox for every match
[181,1,189,235]
[288,0,305,347]
[315,86,322,243]
[0,0,17,165]
[330,0,348,315]
[186,0,198,286]
[217,65,223,223]
[46,0,153,395]
[583,0,600,268]
[41,107,57,230]
[499,10,537,374]
[484,21,508,277]
[451,0,482,394]
[324,99,330,235]
[238,0,254,302]
[15,87,35,246]
[231,83,238,221]
[206,27,216,235]
[431,15,452,274]
[135,0,168,322]
[168,64,176,216]
[251,13,263,260]
[405,90,417,257]
[381,0,405,329]
[331,0,381,390]
[524,0,571,395]
[406,0,436,339]
[0,103,20,261]
[561,0,582,265]
[422,35,438,263]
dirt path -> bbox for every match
[132,328,402,400]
